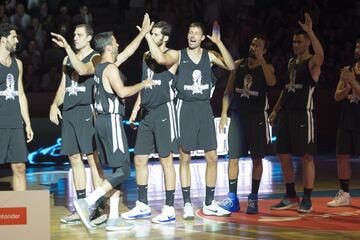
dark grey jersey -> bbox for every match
[282,58,316,111]
[140,51,175,110]
[174,48,216,101]
[0,57,22,128]
[230,58,269,113]
[63,51,98,110]
[94,62,125,116]
[339,65,360,131]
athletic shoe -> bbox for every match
[73,199,92,230]
[218,192,240,212]
[327,190,351,207]
[271,196,300,210]
[90,213,108,227]
[246,193,258,214]
[60,212,81,224]
[121,200,151,220]
[203,200,231,217]
[105,217,135,231]
[152,205,176,224]
[297,198,312,213]
[182,202,195,220]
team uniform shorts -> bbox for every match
[134,102,178,157]
[0,128,28,164]
[276,110,317,156]
[228,110,271,159]
[176,99,217,152]
[60,105,96,156]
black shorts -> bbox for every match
[0,128,28,164]
[95,114,129,168]
[134,102,178,157]
[60,105,96,156]
[276,110,316,156]
[176,99,217,152]
[336,128,360,155]
[228,111,271,159]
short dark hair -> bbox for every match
[94,31,113,54]
[356,38,360,45]
[293,29,309,39]
[252,33,269,50]
[0,23,16,38]
[153,21,172,37]
[75,24,94,37]
[189,22,205,35]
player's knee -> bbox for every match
[229,159,239,167]
[69,154,82,166]
[134,155,147,169]
[11,163,26,175]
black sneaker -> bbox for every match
[297,198,312,213]
[90,207,108,226]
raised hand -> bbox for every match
[207,21,221,44]
[298,12,312,33]
[255,40,265,62]
[51,32,69,48]
[136,13,154,34]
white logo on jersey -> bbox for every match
[145,68,161,89]
[235,74,259,98]
[184,69,209,94]
[94,75,100,84]
[286,69,303,92]
[0,74,18,100]
[65,80,86,96]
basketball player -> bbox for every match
[269,13,324,213]
[0,23,33,191]
[327,39,360,207]
[74,30,154,230]
[121,20,178,224]
[218,35,276,214]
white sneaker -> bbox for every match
[182,202,195,220]
[60,212,81,224]
[327,190,351,207]
[73,199,93,230]
[152,205,176,224]
[121,201,151,220]
[203,200,231,217]
[105,217,135,231]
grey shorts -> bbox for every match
[0,128,28,164]
[60,105,96,156]
[176,100,217,152]
[134,102,178,157]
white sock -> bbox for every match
[108,197,120,219]
[85,187,106,206]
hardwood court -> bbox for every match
[1,156,360,239]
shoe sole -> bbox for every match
[152,218,176,224]
[106,225,134,231]
[327,203,350,207]
[183,215,194,220]
[73,201,93,230]
[60,219,81,224]
[246,210,258,214]
[271,203,299,210]
[121,213,152,220]
[297,207,312,213]
[203,211,231,217]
